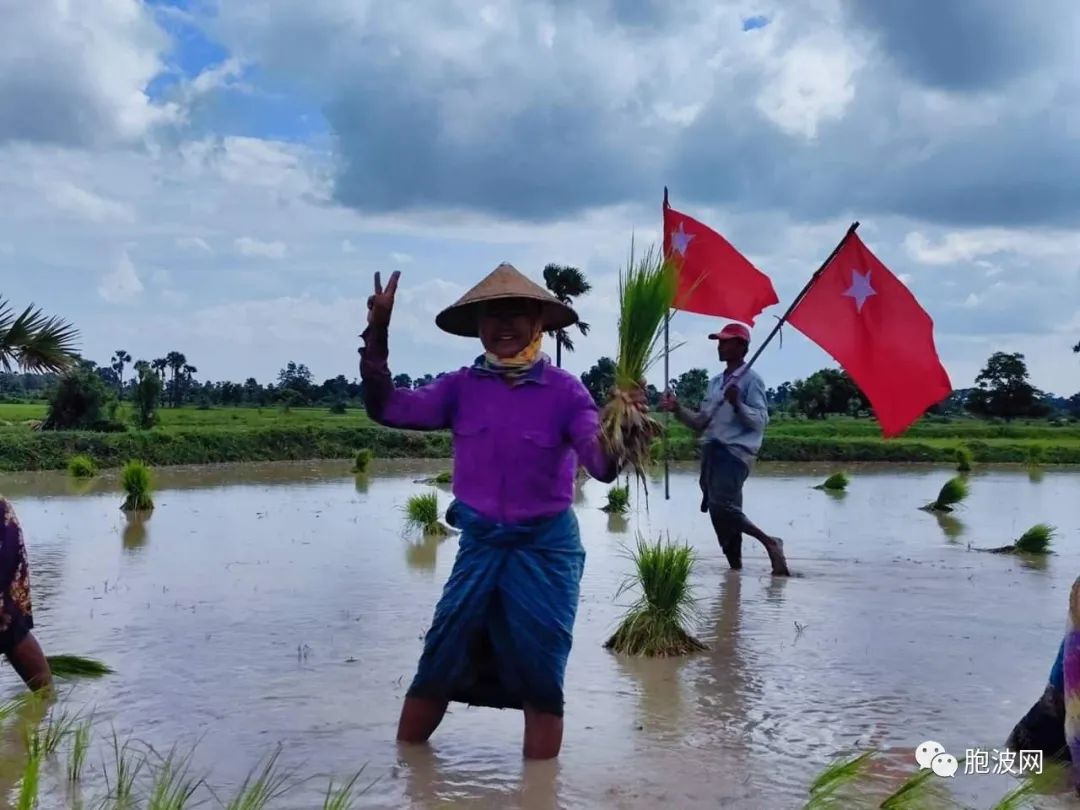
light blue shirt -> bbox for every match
[698,364,769,463]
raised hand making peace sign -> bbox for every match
[367,270,401,328]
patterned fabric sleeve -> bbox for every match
[0,499,34,655]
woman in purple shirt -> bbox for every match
[360,263,642,759]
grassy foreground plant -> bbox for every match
[604,534,706,657]
[67,454,98,478]
[403,491,449,537]
[599,244,679,492]
[955,445,974,473]
[120,459,154,512]
[351,449,373,474]
[920,476,969,512]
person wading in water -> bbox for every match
[359,263,646,759]
[0,498,53,691]
[660,323,789,576]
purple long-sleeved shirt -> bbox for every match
[360,325,618,524]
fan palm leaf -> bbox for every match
[0,299,80,373]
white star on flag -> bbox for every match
[843,269,876,313]
[671,222,694,256]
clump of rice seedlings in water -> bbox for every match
[1026,445,1044,467]
[48,654,113,679]
[403,491,449,537]
[120,459,154,512]
[351,449,373,474]
[67,717,92,782]
[225,745,295,810]
[804,750,876,809]
[600,244,679,494]
[67,454,98,478]
[604,534,707,657]
[920,476,969,512]
[602,482,630,515]
[955,445,974,473]
[814,472,849,492]
[981,523,1057,555]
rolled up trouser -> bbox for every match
[699,442,751,569]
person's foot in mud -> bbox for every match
[765,537,790,576]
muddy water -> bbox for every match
[1,460,1078,809]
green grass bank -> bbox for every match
[2,403,1079,471]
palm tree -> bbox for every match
[542,264,591,368]
[133,359,150,380]
[165,351,186,407]
[111,349,132,396]
[151,358,167,382]
[0,297,79,372]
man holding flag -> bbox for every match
[661,324,790,576]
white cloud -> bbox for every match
[234,237,288,259]
[98,250,144,303]
[905,228,1080,265]
[391,252,414,264]
[176,236,213,254]
[0,0,179,146]
[44,181,134,223]
[341,240,357,254]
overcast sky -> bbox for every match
[3,0,1079,395]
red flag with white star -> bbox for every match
[787,231,952,437]
[663,204,778,325]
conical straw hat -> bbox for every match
[435,263,578,337]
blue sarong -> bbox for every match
[406,500,585,716]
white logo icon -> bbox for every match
[931,752,959,778]
[915,740,945,770]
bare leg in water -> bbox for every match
[5,633,51,692]
[397,697,565,759]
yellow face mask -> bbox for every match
[486,329,543,369]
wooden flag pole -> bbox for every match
[731,221,860,389]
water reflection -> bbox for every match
[398,746,565,810]
[405,535,441,572]
[612,653,688,740]
[122,513,149,552]
[605,514,629,535]
[934,512,965,541]
[1029,466,1045,483]
[65,477,98,497]
[354,474,370,494]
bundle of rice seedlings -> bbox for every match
[602,483,631,515]
[1026,446,1044,467]
[920,476,969,512]
[981,523,1056,555]
[48,654,113,678]
[67,454,98,478]
[403,492,449,537]
[599,244,679,492]
[814,472,849,492]
[955,445,974,473]
[604,534,706,657]
[120,459,154,512]
[351,449,373,474]
[414,471,452,485]
[804,750,876,809]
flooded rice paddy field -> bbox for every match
[0,459,1078,809]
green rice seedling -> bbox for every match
[224,745,295,810]
[322,766,378,810]
[433,471,452,485]
[1026,445,1044,467]
[147,746,204,810]
[120,460,154,512]
[48,654,113,679]
[351,449,373,474]
[403,491,449,537]
[16,741,41,810]
[35,706,81,756]
[921,476,969,512]
[982,523,1057,555]
[955,445,974,473]
[600,243,680,492]
[67,717,92,782]
[989,759,1071,810]
[602,483,631,515]
[67,454,98,478]
[103,730,145,806]
[814,472,849,492]
[604,534,707,657]
[804,749,876,809]
[879,767,945,809]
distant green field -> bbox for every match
[1,402,1078,471]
